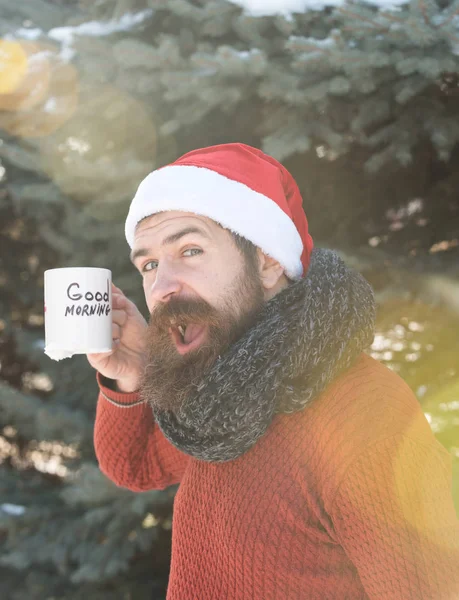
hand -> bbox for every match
[87,283,148,392]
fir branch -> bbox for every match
[336,7,390,33]
[445,31,459,44]
[378,11,405,25]
[418,0,433,26]
[440,3,459,28]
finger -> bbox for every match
[112,293,128,310]
[112,323,121,340]
[111,309,127,326]
[87,343,114,358]
[87,348,114,368]
[112,283,125,295]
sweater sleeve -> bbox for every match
[93,373,189,492]
[329,433,459,599]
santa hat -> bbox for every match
[125,143,313,279]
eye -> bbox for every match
[183,248,203,258]
[141,260,158,273]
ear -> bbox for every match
[257,249,286,292]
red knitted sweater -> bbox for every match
[94,353,459,599]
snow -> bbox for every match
[47,9,153,61]
[235,49,261,59]
[47,9,153,43]
[43,97,57,113]
[1,503,26,516]
[289,35,336,48]
[228,0,408,16]
[362,0,408,7]
[8,28,42,40]
[228,0,342,15]
[8,10,153,63]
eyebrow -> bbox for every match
[130,226,210,264]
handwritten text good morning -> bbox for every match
[64,279,110,317]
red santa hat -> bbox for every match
[125,143,313,279]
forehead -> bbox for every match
[133,211,225,245]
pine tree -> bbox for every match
[1,0,458,597]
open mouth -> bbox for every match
[169,323,208,355]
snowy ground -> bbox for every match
[229,0,409,16]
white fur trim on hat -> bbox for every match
[125,165,304,279]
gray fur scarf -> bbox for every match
[154,248,376,462]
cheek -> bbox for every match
[143,278,154,312]
[209,270,243,308]
[200,266,234,292]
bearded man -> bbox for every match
[88,143,459,600]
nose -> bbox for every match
[146,262,183,306]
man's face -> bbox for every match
[131,211,265,412]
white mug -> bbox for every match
[44,267,112,361]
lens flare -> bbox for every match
[0,39,28,94]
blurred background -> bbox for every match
[0,0,458,598]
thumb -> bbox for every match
[87,344,117,368]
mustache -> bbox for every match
[149,297,221,331]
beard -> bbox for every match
[140,266,265,414]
